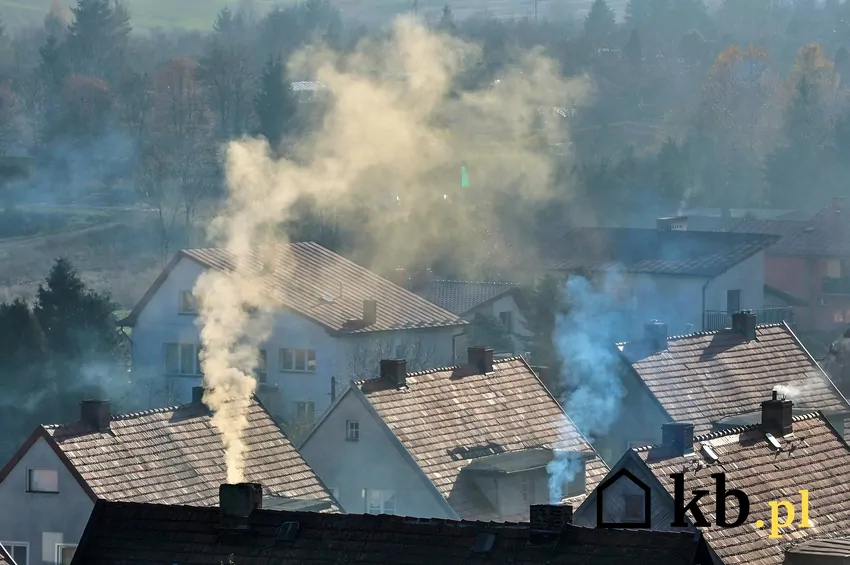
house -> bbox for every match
[68,484,710,565]
[417,279,529,356]
[730,197,850,331]
[0,393,336,565]
[542,225,783,338]
[298,347,610,522]
[119,242,467,424]
[0,546,15,565]
[593,312,850,465]
[573,395,850,565]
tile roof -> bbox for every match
[0,546,12,565]
[43,398,337,509]
[72,499,703,565]
[730,200,849,257]
[358,356,610,521]
[419,279,521,315]
[619,323,850,435]
[635,412,850,565]
[121,242,466,333]
[544,227,779,277]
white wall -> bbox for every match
[705,252,765,313]
[467,294,530,354]
[299,391,454,519]
[0,437,93,565]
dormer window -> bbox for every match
[179,291,197,314]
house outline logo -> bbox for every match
[595,468,652,529]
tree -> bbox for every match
[254,55,298,151]
[521,275,564,375]
[467,313,513,354]
[624,29,642,65]
[199,31,253,138]
[55,74,115,138]
[584,0,617,46]
[437,5,456,34]
[0,85,23,154]
[65,0,131,80]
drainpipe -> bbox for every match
[701,278,711,331]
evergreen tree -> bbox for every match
[254,55,298,151]
[65,0,131,80]
[584,0,617,45]
[624,29,642,64]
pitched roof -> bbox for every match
[71,499,703,565]
[419,279,522,315]
[40,398,337,509]
[544,227,779,277]
[619,323,850,435]
[121,242,466,333]
[0,546,13,565]
[730,200,849,257]
[634,412,850,565]
[358,356,610,521]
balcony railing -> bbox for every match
[822,277,850,295]
[704,307,794,331]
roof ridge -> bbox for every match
[43,400,204,429]
[432,279,519,286]
[355,355,529,385]
[617,322,788,346]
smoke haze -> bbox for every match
[193,16,591,481]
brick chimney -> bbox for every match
[661,422,695,455]
[192,386,204,404]
[81,400,111,432]
[468,346,494,374]
[219,483,263,530]
[380,359,407,387]
[731,310,757,341]
[762,390,793,437]
[530,504,573,532]
[363,299,377,326]
[644,320,668,353]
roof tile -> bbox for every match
[731,202,848,257]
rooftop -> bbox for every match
[6,397,337,509]
[71,499,704,565]
[619,323,850,435]
[544,227,779,277]
[635,412,850,565]
[419,279,522,315]
[121,242,466,333]
[358,356,609,521]
[0,546,12,565]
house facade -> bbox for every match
[120,243,467,425]
[299,348,610,522]
[0,396,336,565]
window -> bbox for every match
[179,291,197,314]
[346,420,360,442]
[55,545,76,565]
[27,469,58,493]
[624,494,645,521]
[726,289,741,314]
[1,543,28,565]
[827,259,842,278]
[256,349,267,384]
[279,348,316,372]
[164,343,202,375]
[294,401,315,423]
[499,311,513,333]
[365,489,396,515]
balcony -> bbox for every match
[704,307,794,331]
[822,277,850,295]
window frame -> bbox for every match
[726,289,741,314]
[365,489,396,515]
[178,290,197,314]
[1,542,29,565]
[54,544,76,565]
[163,343,202,376]
[279,348,317,373]
[26,468,59,494]
[346,420,360,442]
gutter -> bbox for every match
[701,278,710,330]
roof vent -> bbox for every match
[472,533,495,553]
[701,444,719,462]
[276,522,300,542]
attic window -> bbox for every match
[346,420,360,442]
[472,533,495,553]
[27,469,58,493]
[179,291,197,314]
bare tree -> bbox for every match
[135,144,180,260]
[346,333,439,382]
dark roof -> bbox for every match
[785,537,850,557]
[419,280,522,315]
[635,412,850,565]
[71,499,703,565]
[358,356,609,521]
[39,398,337,509]
[121,242,466,333]
[544,227,779,277]
[619,323,850,435]
[730,200,850,257]
[0,546,13,565]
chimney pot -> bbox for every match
[192,386,204,404]
[661,422,694,455]
[468,346,494,374]
[80,400,111,432]
[380,359,407,387]
[731,310,757,341]
[529,504,573,532]
[219,483,263,530]
[644,320,667,353]
[363,299,377,326]
[762,392,793,437]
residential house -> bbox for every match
[68,484,710,565]
[593,312,850,466]
[0,393,336,565]
[119,242,467,424]
[730,196,850,331]
[417,279,529,356]
[573,395,850,565]
[298,347,610,522]
[542,225,782,338]
[0,545,14,565]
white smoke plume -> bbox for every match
[193,16,591,483]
